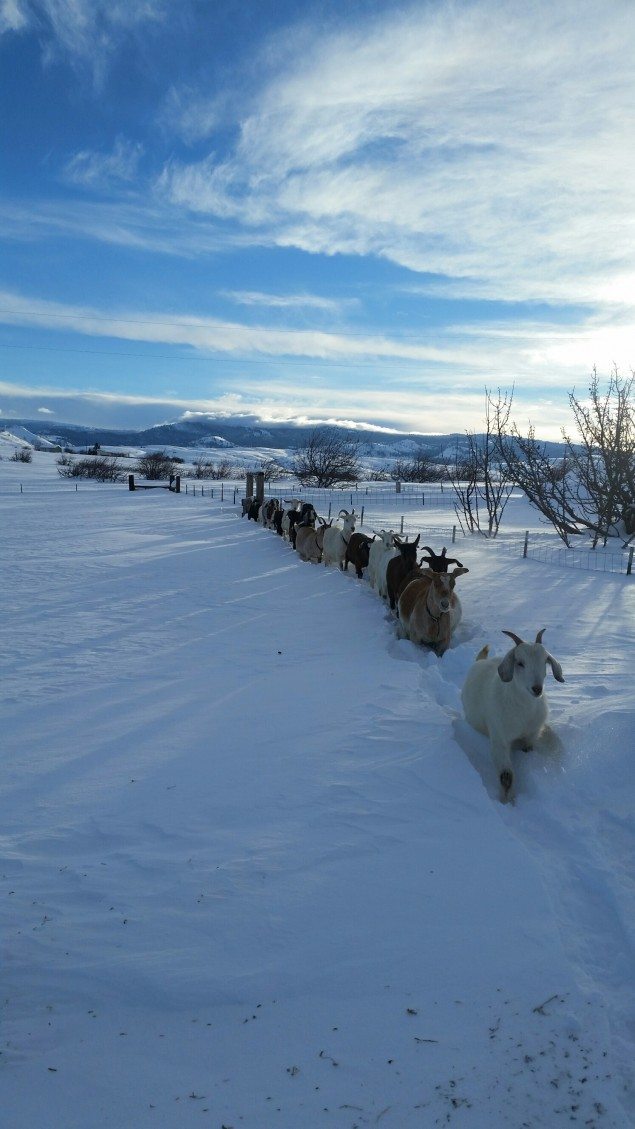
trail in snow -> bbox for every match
[1,465,633,1128]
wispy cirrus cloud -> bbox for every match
[1,287,633,421]
[63,136,144,189]
[220,289,358,314]
[157,0,635,310]
[4,0,168,84]
[0,0,28,33]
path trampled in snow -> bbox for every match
[1,457,633,1128]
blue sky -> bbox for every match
[1,0,634,438]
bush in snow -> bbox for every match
[136,451,178,480]
[57,455,125,482]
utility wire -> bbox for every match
[0,306,436,343]
[0,340,430,372]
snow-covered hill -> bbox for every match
[1,451,633,1128]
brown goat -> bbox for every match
[344,532,375,578]
[295,520,328,563]
[385,534,420,609]
[398,566,469,655]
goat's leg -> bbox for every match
[490,736,514,803]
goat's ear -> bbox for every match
[547,654,565,683]
[497,649,516,682]
[413,533,420,547]
[451,566,469,578]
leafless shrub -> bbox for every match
[57,455,125,482]
[447,389,515,537]
[136,451,178,480]
[259,458,287,482]
[497,369,635,547]
[191,457,234,480]
[390,450,448,482]
[292,427,361,487]
[10,448,32,463]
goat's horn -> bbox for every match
[535,628,546,644]
[502,630,524,646]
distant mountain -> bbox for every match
[0,414,569,460]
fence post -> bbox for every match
[360,505,365,526]
[396,480,402,493]
[233,487,237,504]
[128,474,135,491]
[175,476,181,493]
[523,530,529,558]
[452,525,456,543]
[400,515,404,534]
[422,491,425,506]
[328,502,332,519]
[221,483,224,501]
[245,472,254,499]
[627,547,634,575]
[255,472,265,503]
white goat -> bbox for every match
[322,509,356,569]
[461,628,565,803]
[375,540,400,600]
[367,529,395,591]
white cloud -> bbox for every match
[160,86,226,146]
[37,405,54,413]
[9,0,167,85]
[0,0,28,33]
[63,136,144,189]
[158,0,635,309]
[221,290,357,313]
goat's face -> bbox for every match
[497,630,565,694]
[425,572,454,614]
[423,565,469,615]
[398,538,419,565]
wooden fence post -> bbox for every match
[452,525,456,543]
[400,515,404,534]
[396,480,401,493]
[255,472,265,503]
[128,474,135,491]
[523,530,529,558]
[175,476,180,493]
[627,547,634,575]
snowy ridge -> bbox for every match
[0,451,633,1128]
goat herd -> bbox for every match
[243,495,565,803]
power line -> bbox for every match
[0,339,431,372]
[0,306,436,344]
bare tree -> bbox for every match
[292,427,361,487]
[259,458,287,482]
[136,451,177,480]
[390,449,447,482]
[448,389,515,537]
[191,456,233,479]
[497,369,635,546]
[57,455,125,482]
[564,368,634,546]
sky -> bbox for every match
[1,0,634,439]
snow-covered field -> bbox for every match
[1,450,633,1128]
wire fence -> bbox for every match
[4,474,632,575]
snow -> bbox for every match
[1,451,633,1128]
